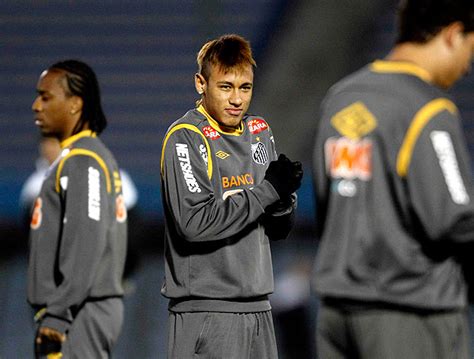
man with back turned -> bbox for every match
[312,0,474,357]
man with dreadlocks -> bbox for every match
[28,60,127,358]
[160,34,303,358]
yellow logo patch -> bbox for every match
[331,102,377,139]
[216,151,230,159]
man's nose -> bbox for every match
[32,97,41,112]
[229,90,242,106]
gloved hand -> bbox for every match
[35,326,65,358]
[264,154,303,199]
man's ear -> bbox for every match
[194,73,206,95]
[70,96,83,115]
[443,21,465,49]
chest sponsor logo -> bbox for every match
[325,137,372,180]
[430,131,469,204]
[176,143,202,193]
[248,118,268,134]
[88,167,101,221]
[30,197,43,230]
[331,102,377,139]
[222,173,254,189]
[202,126,221,140]
[251,142,269,165]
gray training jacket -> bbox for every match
[160,105,296,313]
[313,60,474,311]
[27,130,127,334]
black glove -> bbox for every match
[34,325,65,359]
[264,154,303,199]
[35,333,62,358]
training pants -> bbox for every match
[317,302,470,359]
[58,298,123,359]
[168,310,278,359]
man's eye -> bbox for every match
[220,85,231,90]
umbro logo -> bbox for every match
[216,151,230,159]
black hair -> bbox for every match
[397,0,474,43]
[49,59,107,134]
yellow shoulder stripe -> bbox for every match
[370,60,432,83]
[161,124,213,179]
[397,98,457,177]
[60,130,96,148]
[55,149,112,193]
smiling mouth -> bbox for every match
[226,108,242,116]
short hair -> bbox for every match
[49,60,107,135]
[396,0,474,43]
[197,34,256,80]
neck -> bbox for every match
[385,41,443,85]
[60,123,90,143]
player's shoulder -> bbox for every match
[60,136,117,177]
[56,139,116,191]
[325,64,373,98]
[243,114,272,135]
[164,109,212,144]
[70,136,115,161]
[166,109,205,132]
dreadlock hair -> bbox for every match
[49,60,107,135]
[197,34,256,81]
[397,0,474,44]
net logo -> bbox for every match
[176,143,201,193]
[248,118,268,134]
[202,126,221,140]
[325,137,372,180]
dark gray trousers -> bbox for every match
[168,311,278,359]
[317,303,471,359]
[61,298,123,359]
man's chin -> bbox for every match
[39,130,57,139]
[220,116,243,128]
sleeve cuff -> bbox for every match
[41,315,72,335]
[250,180,281,208]
[269,193,297,216]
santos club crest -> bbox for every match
[251,142,269,165]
